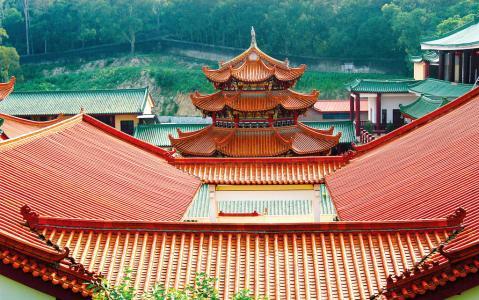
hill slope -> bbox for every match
[17,54,404,115]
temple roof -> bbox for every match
[202,28,306,84]
[409,78,473,98]
[409,51,439,63]
[421,18,479,50]
[191,89,319,112]
[347,79,417,93]
[171,156,348,185]
[0,87,152,116]
[0,76,15,101]
[399,95,450,120]
[327,86,479,254]
[313,99,368,113]
[0,113,66,139]
[0,114,201,223]
[20,207,464,299]
[134,121,355,147]
[169,123,341,157]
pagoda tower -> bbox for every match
[170,28,341,157]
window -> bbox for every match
[381,109,387,125]
[120,120,135,135]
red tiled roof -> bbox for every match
[202,40,305,84]
[0,114,201,224]
[0,76,15,101]
[0,113,66,139]
[172,156,348,184]
[191,89,319,112]
[327,87,479,254]
[23,207,464,299]
[169,124,341,157]
[313,99,368,113]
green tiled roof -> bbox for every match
[347,79,417,93]
[409,51,439,63]
[302,121,356,144]
[0,88,149,116]
[320,184,336,215]
[0,118,4,135]
[185,184,336,219]
[399,95,450,120]
[421,18,479,50]
[134,123,209,147]
[135,121,356,147]
[185,184,210,219]
[218,199,312,216]
[408,79,473,98]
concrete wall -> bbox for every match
[0,274,54,300]
[364,93,416,124]
[414,62,427,80]
[114,114,139,131]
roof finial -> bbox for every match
[250,26,256,47]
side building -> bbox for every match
[0,87,155,135]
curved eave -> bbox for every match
[219,44,288,69]
[169,125,217,156]
[191,89,319,113]
[0,76,15,101]
[421,42,479,51]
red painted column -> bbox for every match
[234,114,239,128]
[293,111,298,125]
[268,114,273,127]
[349,94,354,121]
[355,93,361,136]
[376,93,381,130]
[211,112,217,126]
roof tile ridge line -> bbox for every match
[214,127,236,146]
[190,89,223,99]
[353,86,479,153]
[0,113,66,126]
[271,126,293,147]
[19,205,101,286]
[297,122,342,141]
[12,87,148,94]
[421,17,478,43]
[171,124,213,140]
[375,209,466,299]
[28,214,464,233]
[171,155,348,164]
[81,114,175,161]
[0,114,82,150]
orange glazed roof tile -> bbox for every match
[169,123,340,157]
[202,28,305,84]
[0,114,201,223]
[326,87,479,254]
[172,156,348,184]
[192,89,319,112]
[0,76,15,101]
[313,99,368,113]
[0,113,66,139]
[21,206,465,299]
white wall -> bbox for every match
[0,274,54,300]
[364,93,416,123]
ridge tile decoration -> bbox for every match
[20,206,465,300]
[170,28,340,157]
[0,76,15,101]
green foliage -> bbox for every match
[0,45,20,81]
[92,269,264,300]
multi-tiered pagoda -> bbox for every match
[170,28,341,157]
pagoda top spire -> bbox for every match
[251,26,257,47]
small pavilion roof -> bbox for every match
[0,87,151,116]
[313,99,367,113]
[409,78,473,98]
[18,206,465,299]
[202,28,305,83]
[169,123,341,157]
[191,89,319,112]
[409,51,439,63]
[399,95,450,120]
[0,113,66,139]
[347,79,417,93]
[421,18,479,50]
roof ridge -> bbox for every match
[25,204,465,232]
[0,113,66,126]
[353,86,479,153]
[12,87,148,94]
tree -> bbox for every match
[0,45,19,81]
